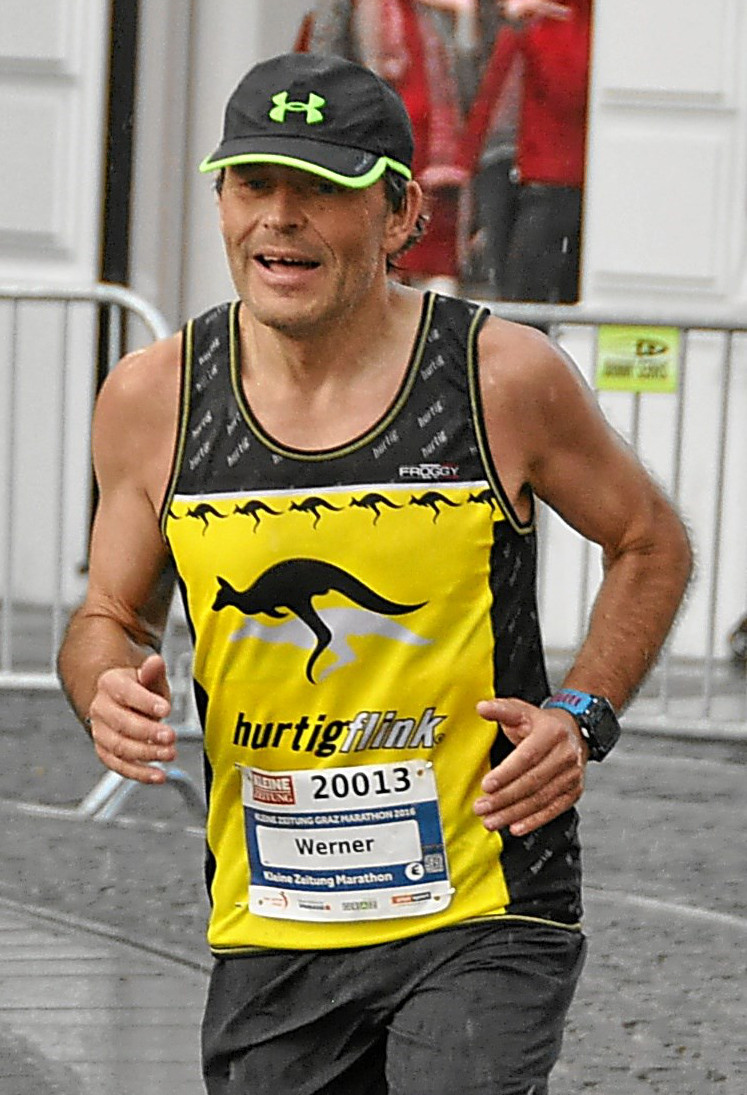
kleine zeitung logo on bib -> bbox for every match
[251,772,296,806]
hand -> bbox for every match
[501,0,571,24]
[473,697,587,836]
[87,653,176,784]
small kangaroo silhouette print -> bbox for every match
[467,489,498,512]
[288,497,343,529]
[173,503,227,534]
[409,491,460,523]
[349,493,403,526]
[233,500,282,533]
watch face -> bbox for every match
[583,697,621,760]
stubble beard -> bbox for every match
[241,255,381,341]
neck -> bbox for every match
[238,280,413,389]
[233,282,425,451]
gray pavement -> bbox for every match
[0,897,207,1095]
[0,686,745,1094]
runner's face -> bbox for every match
[218,164,399,336]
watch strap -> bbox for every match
[540,688,595,718]
[541,688,620,761]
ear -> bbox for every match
[383,180,424,258]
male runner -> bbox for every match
[58,53,692,1094]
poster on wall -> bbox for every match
[595,326,680,393]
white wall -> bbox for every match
[128,0,193,330]
[0,0,110,283]
[582,0,747,312]
[0,0,111,607]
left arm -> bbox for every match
[474,321,693,834]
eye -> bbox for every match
[242,175,269,192]
[312,177,343,196]
[231,168,268,192]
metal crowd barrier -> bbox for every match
[486,300,747,740]
[1,287,745,821]
[0,283,204,819]
[0,282,171,688]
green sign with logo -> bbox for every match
[596,326,680,393]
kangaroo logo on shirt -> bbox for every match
[212,558,426,683]
[288,497,343,528]
[468,489,498,512]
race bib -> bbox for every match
[241,760,453,921]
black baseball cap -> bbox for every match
[199,52,414,188]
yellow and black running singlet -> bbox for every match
[162,293,581,953]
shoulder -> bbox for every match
[95,332,182,431]
[475,314,606,490]
[93,332,182,500]
[476,313,581,411]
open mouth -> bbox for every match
[256,254,320,272]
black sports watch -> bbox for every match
[540,688,621,761]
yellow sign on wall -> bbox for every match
[596,326,680,393]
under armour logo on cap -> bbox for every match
[269,91,326,126]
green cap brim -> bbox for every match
[198,152,411,189]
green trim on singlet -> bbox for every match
[466,308,536,537]
[159,322,194,540]
[227,293,435,461]
[469,912,583,931]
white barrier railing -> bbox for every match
[0,282,172,689]
[486,300,747,740]
[0,283,203,819]
[1,288,745,749]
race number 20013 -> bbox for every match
[240,760,453,922]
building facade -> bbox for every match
[1,0,745,663]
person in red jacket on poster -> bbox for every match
[301,0,469,292]
[460,0,592,302]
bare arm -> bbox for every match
[57,336,182,783]
[521,338,692,708]
[473,320,693,834]
[501,0,571,24]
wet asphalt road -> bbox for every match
[1,688,745,1094]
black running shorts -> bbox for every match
[202,919,586,1095]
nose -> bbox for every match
[260,182,306,231]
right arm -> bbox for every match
[501,1,571,23]
[57,335,182,784]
